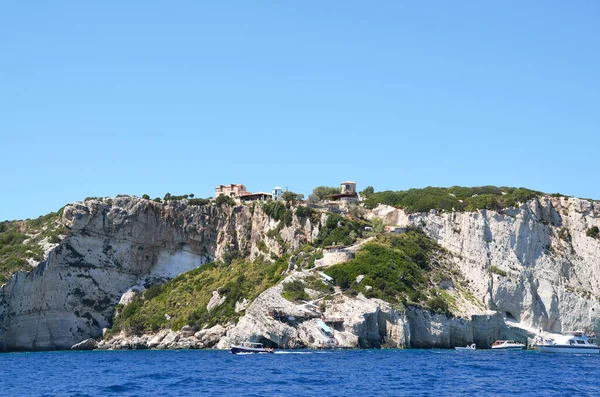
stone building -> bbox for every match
[215,184,272,202]
[340,181,357,195]
[215,184,248,198]
[329,181,359,203]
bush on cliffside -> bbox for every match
[587,226,599,239]
[325,230,439,305]
[215,195,236,207]
[364,186,542,213]
[282,280,309,303]
[314,213,366,247]
[0,211,66,283]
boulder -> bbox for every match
[70,338,97,350]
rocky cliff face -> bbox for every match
[370,196,600,334]
[3,195,599,352]
[0,197,314,351]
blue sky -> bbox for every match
[1,1,599,221]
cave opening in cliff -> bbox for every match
[505,311,516,321]
[256,337,279,349]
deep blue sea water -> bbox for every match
[1,349,599,396]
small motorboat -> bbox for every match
[455,343,476,351]
[537,331,600,354]
[491,340,525,350]
[230,342,275,354]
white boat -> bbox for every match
[230,342,274,354]
[537,331,599,354]
[491,340,525,350]
[455,343,476,351]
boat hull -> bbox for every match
[231,346,274,354]
[491,347,524,351]
[537,345,600,354]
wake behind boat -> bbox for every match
[537,331,599,354]
[231,342,275,354]
[491,340,525,350]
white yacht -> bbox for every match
[491,340,525,350]
[537,331,599,354]
[455,343,476,351]
[230,341,275,354]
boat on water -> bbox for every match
[491,340,525,350]
[537,331,599,354]
[455,343,476,351]
[230,342,275,354]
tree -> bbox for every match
[308,194,320,203]
[312,186,340,201]
[189,193,195,198]
[142,194,150,200]
[360,186,374,198]
[348,204,365,220]
[215,195,236,207]
[282,191,304,202]
[371,217,385,234]
[163,193,172,201]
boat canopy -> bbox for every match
[317,320,333,335]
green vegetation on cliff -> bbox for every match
[0,210,66,284]
[364,186,542,213]
[325,229,450,315]
[314,213,367,247]
[110,255,291,335]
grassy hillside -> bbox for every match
[0,210,66,284]
[364,186,543,213]
[109,255,291,336]
[324,229,451,315]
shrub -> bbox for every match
[282,280,309,303]
[282,191,304,202]
[295,206,314,219]
[360,186,374,198]
[364,186,543,213]
[587,226,599,239]
[489,266,507,277]
[314,213,365,247]
[263,201,288,222]
[426,295,450,316]
[311,186,340,201]
[142,194,150,200]
[215,195,236,207]
[188,198,210,206]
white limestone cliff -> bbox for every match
[2,194,600,351]
[0,196,314,351]
[368,196,600,334]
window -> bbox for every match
[576,340,586,344]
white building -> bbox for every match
[272,186,284,201]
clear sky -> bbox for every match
[1,1,599,221]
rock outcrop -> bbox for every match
[0,197,315,351]
[71,338,97,350]
[369,196,600,334]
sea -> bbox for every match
[1,349,599,396]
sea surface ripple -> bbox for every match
[1,349,599,396]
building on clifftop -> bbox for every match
[328,181,358,203]
[215,184,272,201]
[272,186,284,201]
